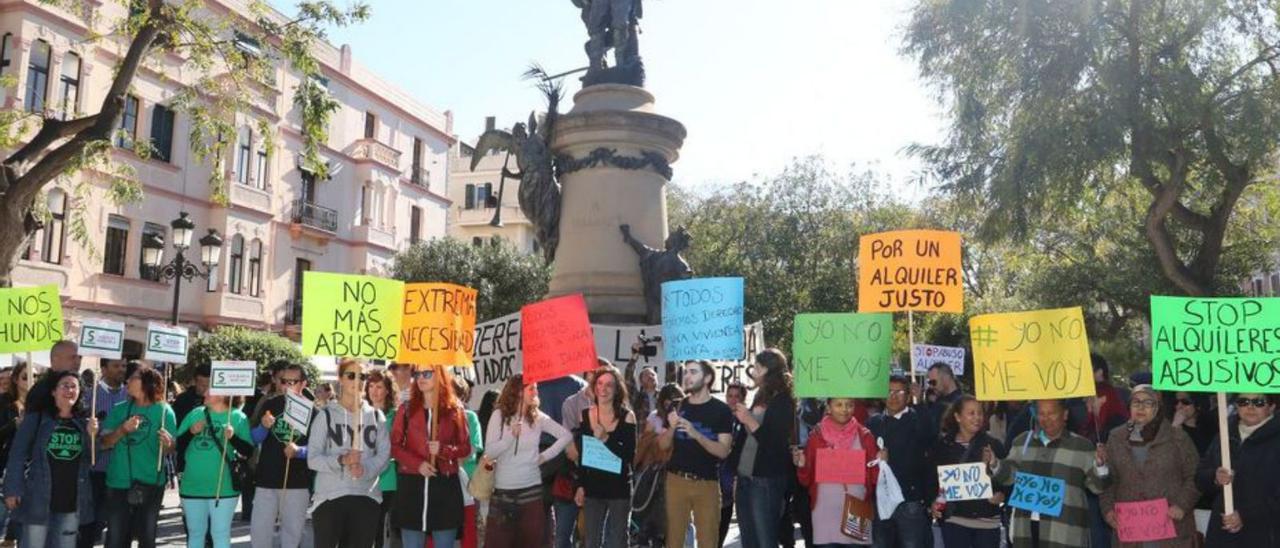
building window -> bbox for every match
[410,206,422,244]
[0,33,12,75]
[1252,278,1264,296]
[471,237,483,247]
[255,149,269,189]
[139,222,166,281]
[248,239,263,297]
[481,183,493,208]
[149,104,175,162]
[1271,273,1280,297]
[104,216,129,276]
[364,112,377,140]
[115,95,139,148]
[40,189,66,264]
[58,52,80,119]
[236,126,252,184]
[412,137,424,184]
[301,170,316,203]
[228,234,244,294]
[464,184,475,209]
[25,40,50,112]
[290,258,311,323]
[206,261,219,292]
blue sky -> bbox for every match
[305,0,944,192]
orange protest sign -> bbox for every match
[521,294,598,383]
[399,283,478,367]
[858,230,963,313]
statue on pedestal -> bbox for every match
[573,0,645,87]
[621,223,692,324]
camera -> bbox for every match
[635,334,662,358]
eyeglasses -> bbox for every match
[1236,397,1270,408]
[412,370,435,380]
[888,389,908,397]
[280,378,303,386]
[342,372,368,381]
[1175,398,1194,406]
[1129,399,1158,409]
[56,383,79,391]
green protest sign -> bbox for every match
[302,272,403,360]
[0,285,64,354]
[793,313,893,398]
[1152,296,1280,393]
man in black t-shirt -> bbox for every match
[659,360,732,548]
[248,363,315,548]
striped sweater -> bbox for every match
[991,431,1110,548]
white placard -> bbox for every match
[210,360,257,396]
[283,391,315,432]
[145,323,189,364]
[912,344,965,375]
[79,318,125,360]
[937,462,993,502]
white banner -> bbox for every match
[911,344,965,375]
[79,318,125,360]
[144,322,188,364]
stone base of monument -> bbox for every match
[549,84,687,324]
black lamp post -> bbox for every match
[141,212,223,326]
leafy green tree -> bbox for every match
[390,238,551,322]
[0,1,367,287]
[905,0,1280,296]
[186,326,317,385]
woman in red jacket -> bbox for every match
[390,365,472,548]
[795,398,881,547]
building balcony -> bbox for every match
[228,180,272,214]
[455,205,526,227]
[350,138,401,171]
[203,291,267,324]
[290,199,338,233]
[408,166,431,187]
[353,224,395,250]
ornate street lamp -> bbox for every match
[146,212,223,325]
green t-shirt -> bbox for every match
[380,404,397,492]
[462,410,482,478]
[176,406,251,498]
[103,400,177,489]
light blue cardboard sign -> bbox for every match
[581,436,622,474]
[1009,472,1066,517]
[662,277,745,362]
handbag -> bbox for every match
[124,402,165,506]
[468,457,496,501]
[206,408,252,492]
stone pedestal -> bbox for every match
[549,85,687,323]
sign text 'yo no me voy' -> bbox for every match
[858,230,963,313]
[793,313,892,398]
[970,307,1094,401]
[302,272,402,361]
[1009,472,1066,517]
[662,277,745,362]
[1114,499,1177,543]
[1151,296,1280,392]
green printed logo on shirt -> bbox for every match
[123,414,154,446]
[271,414,300,443]
[47,424,83,461]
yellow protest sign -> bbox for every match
[0,284,63,354]
[858,230,963,313]
[399,283,478,367]
[302,272,403,360]
[970,307,1095,401]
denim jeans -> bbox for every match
[553,500,578,548]
[105,487,163,548]
[583,497,629,548]
[939,522,1001,548]
[735,475,789,548]
[872,501,931,548]
[77,471,108,548]
[400,528,456,547]
[22,512,78,548]
[181,498,238,548]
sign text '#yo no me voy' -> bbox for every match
[858,230,963,313]
[1151,296,1280,392]
[970,307,1095,401]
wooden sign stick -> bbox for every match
[1216,392,1234,515]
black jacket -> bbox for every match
[1196,415,1280,547]
[931,432,1008,519]
[867,406,937,503]
[733,393,796,479]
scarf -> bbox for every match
[1126,385,1163,445]
[1240,415,1273,441]
[819,415,860,450]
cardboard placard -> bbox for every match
[79,318,125,360]
[399,283,477,367]
[1009,472,1066,517]
[661,277,745,362]
[283,392,314,433]
[520,294,597,384]
[970,307,1095,401]
[793,313,893,398]
[302,272,403,360]
[0,284,63,354]
[209,361,257,396]
[144,323,189,364]
[937,463,993,502]
[581,436,622,474]
[815,447,866,484]
[1115,499,1177,543]
[1151,296,1280,392]
[912,344,965,375]
[857,230,963,313]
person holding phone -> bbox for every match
[659,361,733,548]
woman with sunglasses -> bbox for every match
[174,393,252,548]
[365,369,398,548]
[100,366,176,548]
[389,365,471,547]
[1100,385,1200,547]
[2,371,93,548]
[307,358,391,548]
[483,374,572,548]
[1196,393,1280,547]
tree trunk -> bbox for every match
[0,193,36,289]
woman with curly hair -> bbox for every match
[732,348,797,548]
[100,366,176,548]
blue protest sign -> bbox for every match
[581,436,622,474]
[661,277,745,362]
[1009,472,1066,517]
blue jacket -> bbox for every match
[3,413,94,525]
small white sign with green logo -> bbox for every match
[284,391,314,432]
[145,323,189,364]
[210,361,257,396]
[79,318,125,360]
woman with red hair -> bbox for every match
[390,365,472,547]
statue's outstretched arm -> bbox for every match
[620,224,648,256]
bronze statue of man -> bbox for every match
[621,223,692,324]
[575,0,644,86]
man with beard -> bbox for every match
[659,360,733,548]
